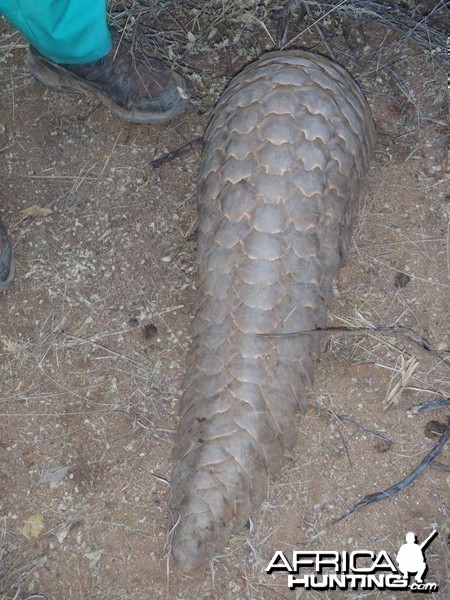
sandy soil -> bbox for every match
[0,4,449,599]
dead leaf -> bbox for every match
[19,205,53,219]
[84,549,104,564]
[38,466,69,484]
[22,514,44,539]
[177,86,189,101]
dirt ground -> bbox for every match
[0,3,449,599]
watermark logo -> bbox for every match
[266,530,439,593]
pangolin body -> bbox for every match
[169,51,376,572]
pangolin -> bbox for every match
[169,50,376,572]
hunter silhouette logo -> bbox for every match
[396,530,437,584]
[266,529,439,592]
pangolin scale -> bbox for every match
[169,50,376,572]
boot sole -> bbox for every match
[27,47,189,125]
[0,244,16,293]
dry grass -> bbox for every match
[0,519,45,600]
[110,1,449,84]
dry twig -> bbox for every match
[333,418,450,523]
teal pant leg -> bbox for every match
[0,0,111,64]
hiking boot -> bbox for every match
[0,220,15,292]
[27,37,189,124]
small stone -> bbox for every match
[143,322,158,339]
[394,272,411,288]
